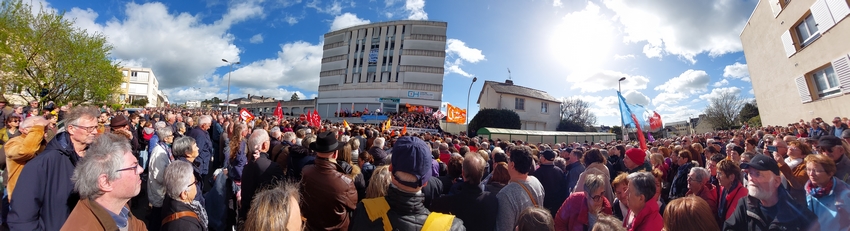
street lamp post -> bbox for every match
[467,77,478,125]
[618,77,626,140]
[222,59,240,112]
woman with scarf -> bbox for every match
[715,159,747,224]
[162,161,208,231]
[668,150,696,200]
[804,154,850,231]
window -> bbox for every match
[541,102,548,113]
[795,14,820,47]
[812,66,840,98]
[515,98,525,110]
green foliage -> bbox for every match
[0,0,122,105]
[748,115,762,128]
[468,108,521,137]
[131,98,148,107]
[738,101,759,123]
[290,93,300,101]
[201,97,223,108]
[557,119,586,132]
[610,126,622,138]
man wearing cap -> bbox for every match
[818,135,850,183]
[723,155,818,231]
[496,146,545,231]
[532,149,568,216]
[302,131,357,231]
[624,148,652,173]
[350,136,465,230]
[0,95,12,126]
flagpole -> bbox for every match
[618,77,626,141]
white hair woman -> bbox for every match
[148,126,175,228]
[172,136,204,205]
[161,161,208,231]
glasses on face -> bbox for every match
[72,124,98,133]
[116,164,143,175]
[743,168,762,178]
[806,168,827,175]
[187,181,196,189]
[592,194,604,201]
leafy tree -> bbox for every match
[560,98,597,131]
[0,1,123,105]
[704,91,745,130]
[748,115,762,128]
[467,108,521,137]
[291,93,300,101]
[131,98,148,107]
[557,119,585,132]
[738,100,759,123]
[610,126,622,139]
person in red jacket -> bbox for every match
[716,159,747,222]
[685,167,718,216]
[623,172,663,231]
[554,174,612,231]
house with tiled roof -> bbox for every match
[477,79,561,131]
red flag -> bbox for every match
[631,114,647,151]
[402,125,407,135]
[239,108,255,122]
[649,111,662,132]
[311,109,321,127]
[273,102,283,120]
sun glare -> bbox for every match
[549,2,615,73]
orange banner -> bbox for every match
[446,104,467,124]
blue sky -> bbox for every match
[34,0,758,126]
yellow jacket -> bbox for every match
[5,125,46,199]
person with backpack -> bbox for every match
[495,146,545,231]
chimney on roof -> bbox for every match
[247,94,251,99]
[505,79,514,85]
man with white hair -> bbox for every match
[723,155,817,230]
[187,115,214,184]
[685,167,718,215]
[5,116,49,200]
[238,129,284,223]
[269,126,282,149]
[62,133,146,230]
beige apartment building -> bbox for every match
[741,0,850,126]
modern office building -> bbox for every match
[477,79,561,131]
[117,67,168,107]
[317,20,447,119]
[741,0,850,126]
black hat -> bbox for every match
[541,150,556,161]
[818,135,843,150]
[391,136,432,188]
[741,154,779,176]
[110,115,129,128]
[309,131,344,153]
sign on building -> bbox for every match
[407,91,435,99]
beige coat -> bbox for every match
[573,162,614,203]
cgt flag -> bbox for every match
[446,104,467,124]
[239,108,255,122]
[649,111,663,132]
[273,102,283,120]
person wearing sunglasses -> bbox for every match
[554,173,612,231]
[62,133,147,230]
[8,106,100,231]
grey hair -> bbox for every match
[339,135,350,143]
[301,134,316,147]
[72,133,132,200]
[156,126,173,139]
[248,129,270,153]
[163,161,195,200]
[689,167,710,183]
[64,106,100,127]
[199,115,212,125]
[373,137,385,149]
[20,115,43,129]
[155,121,167,129]
[583,173,606,196]
[627,172,657,202]
[726,143,737,150]
[282,132,296,143]
[175,122,186,131]
[172,136,196,159]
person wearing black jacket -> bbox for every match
[8,107,100,231]
[607,145,626,183]
[531,150,568,216]
[669,150,696,200]
[431,153,498,231]
[161,161,207,231]
[239,129,284,223]
[187,115,213,187]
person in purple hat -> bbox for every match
[350,136,465,231]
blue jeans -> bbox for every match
[139,150,148,170]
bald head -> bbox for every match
[248,128,270,153]
[462,153,485,186]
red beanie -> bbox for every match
[625,148,646,166]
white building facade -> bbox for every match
[118,67,165,107]
[317,20,447,118]
[477,80,561,131]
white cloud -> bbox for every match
[385,0,398,7]
[614,54,635,60]
[623,90,651,106]
[549,2,615,72]
[653,92,688,106]
[229,41,323,91]
[723,62,750,82]
[654,69,711,95]
[330,12,370,31]
[24,0,55,16]
[748,88,754,95]
[405,0,428,20]
[655,105,702,123]
[603,0,757,63]
[444,39,485,77]
[67,1,264,89]
[713,79,729,87]
[698,86,742,101]
[284,15,300,25]
[566,70,650,93]
[249,33,264,44]
[553,0,563,7]
[307,0,344,15]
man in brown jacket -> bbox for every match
[61,133,146,231]
[301,131,357,230]
[5,115,49,200]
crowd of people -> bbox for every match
[0,94,849,231]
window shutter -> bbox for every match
[833,54,850,94]
[781,31,796,57]
[795,76,813,103]
[812,0,836,32]
[770,0,782,17]
[826,0,850,23]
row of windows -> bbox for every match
[403,82,442,92]
[513,97,551,114]
[403,49,446,57]
[323,41,345,50]
[401,65,443,74]
[321,55,347,63]
[320,69,346,77]
[795,54,850,103]
[407,34,446,42]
